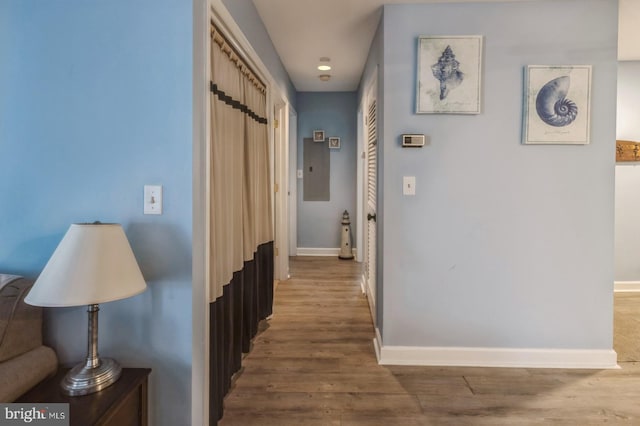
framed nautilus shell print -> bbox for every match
[416,35,483,114]
[523,65,592,144]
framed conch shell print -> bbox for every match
[523,65,592,145]
[416,35,483,114]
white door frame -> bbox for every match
[274,97,291,281]
[288,107,298,257]
[356,105,364,264]
[192,1,209,424]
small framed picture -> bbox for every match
[522,65,592,145]
[313,130,325,142]
[328,137,341,149]
[416,35,483,114]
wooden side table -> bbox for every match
[17,368,151,426]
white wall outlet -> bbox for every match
[297,169,303,179]
[144,185,163,215]
[403,176,416,196]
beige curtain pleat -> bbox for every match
[209,26,271,302]
[242,108,257,261]
[254,90,273,246]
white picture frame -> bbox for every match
[522,65,592,145]
[313,130,325,142]
[328,137,340,149]
[416,35,483,114]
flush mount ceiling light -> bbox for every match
[318,74,331,82]
[318,57,331,71]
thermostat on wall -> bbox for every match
[402,134,426,147]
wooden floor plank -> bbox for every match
[219,256,640,425]
[615,293,640,362]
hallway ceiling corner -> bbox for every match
[252,0,640,93]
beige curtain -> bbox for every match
[243,74,273,260]
[209,27,272,301]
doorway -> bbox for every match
[361,72,378,323]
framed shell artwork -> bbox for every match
[522,65,592,145]
[416,35,483,114]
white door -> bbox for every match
[364,81,377,320]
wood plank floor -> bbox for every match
[219,257,640,425]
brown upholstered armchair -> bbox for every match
[0,275,57,402]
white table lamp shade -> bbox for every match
[25,223,147,307]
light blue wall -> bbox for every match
[297,92,358,249]
[0,2,9,118]
[358,16,383,103]
[0,1,192,424]
[615,61,640,282]
[222,0,296,108]
[379,1,617,349]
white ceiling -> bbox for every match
[253,0,640,92]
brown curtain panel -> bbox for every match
[208,24,274,425]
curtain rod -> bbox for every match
[210,20,266,91]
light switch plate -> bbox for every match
[297,169,303,179]
[144,185,163,215]
[403,176,416,196]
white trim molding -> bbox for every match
[374,328,383,363]
[363,273,376,323]
[614,281,640,292]
[374,340,618,369]
[192,1,209,425]
[296,247,358,257]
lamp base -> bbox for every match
[61,358,122,396]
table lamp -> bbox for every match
[25,222,147,396]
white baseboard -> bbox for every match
[296,247,358,257]
[373,341,618,369]
[614,281,640,292]
[296,247,339,256]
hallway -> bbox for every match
[219,257,640,425]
